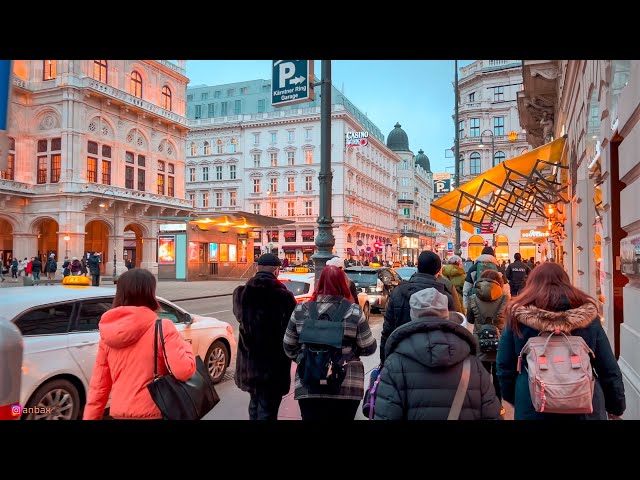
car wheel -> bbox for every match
[206,340,229,384]
[363,302,370,321]
[23,379,81,420]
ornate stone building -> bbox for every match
[0,60,191,277]
[518,60,640,418]
[386,123,436,264]
[455,60,542,262]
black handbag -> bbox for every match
[146,319,220,420]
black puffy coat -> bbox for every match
[380,273,453,362]
[496,300,626,420]
[233,271,297,396]
[88,255,101,276]
[374,318,502,420]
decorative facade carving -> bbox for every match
[39,114,59,130]
[530,65,560,80]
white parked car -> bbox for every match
[279,271,371,319]
[0,286,236,420]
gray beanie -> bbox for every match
[409,288,449,321]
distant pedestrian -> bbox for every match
[505,253,530,297]
[527,257,535,270]
[282,257,289,269]
[10,258,18,280]
[126,259,134,270]
[442,255,466,302]
[18,258,27,277]
[233,253,297,420]
[70,257,82,275]
[62,257,71,277]
[31,256,43,285]
[25,258,33,277]
[83,268,196,420]
[45,255,58,284]
[89,252,101,286]
[81,256,89,277]
[326,256,359,303]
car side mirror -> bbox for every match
[184,314,193,326]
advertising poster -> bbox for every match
[158,235,175,264]
[229,244,237,262]
[188,241,199,262]
[209,243,218,262]
[219,243,229,262]
[238,239,248,263]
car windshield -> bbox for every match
[283,281,311,296]
[395,267,417,280]
[345,271,378,285]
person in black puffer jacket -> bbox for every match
[497,262,626,420]
[380,251,453,362]
[374,288,501,420]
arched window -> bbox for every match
[43,60,57,80]
[495,234,509,262]
[230,138,237,153]
[204,141,210,155]
[468,235,485,260]
[93,60,107,83]
[190,142,197,157]
[493,151,506,166]
[347,233,352,243]
[216,139,223,154]
[470,152,481,175]
[161,85,172,111]
[130,71,143,98]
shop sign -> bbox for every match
[345,131,369,147]
[520,229,550,239]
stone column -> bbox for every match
[12,233,37,263]
[141,237,158,275]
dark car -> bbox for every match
[344,266,403,314]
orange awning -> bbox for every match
[431,136,567,233]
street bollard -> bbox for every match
[0,318,23,420]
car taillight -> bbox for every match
[296,296,311,303]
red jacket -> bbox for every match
[83,306,196,420]
[25,261,33,275]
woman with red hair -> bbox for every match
[496,262,626,420]
[283,265,377,420]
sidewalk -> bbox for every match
[0,276,243,302]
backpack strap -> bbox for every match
[448,357,471,420]
[331,299,353,323]
[307,301,319,322]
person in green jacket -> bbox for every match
[442,255,466,315]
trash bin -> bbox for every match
[0,318,23,420]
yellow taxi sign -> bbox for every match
[62,275,91,286]
[294,267,310,273]
[369,262,381,267]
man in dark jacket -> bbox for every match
[380,250,453,362]
[504,252,530,296]
[374,288,501,420]
[31,256,43,285]
[233,253,297,420]
[44,254,57,284]
[88,252,101,286]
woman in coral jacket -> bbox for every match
[83,269,196,420]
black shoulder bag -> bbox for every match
[146,319,220,420]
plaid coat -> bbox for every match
[283,294,377,401]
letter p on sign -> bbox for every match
[279,62,295,88]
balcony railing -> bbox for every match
[0,179,34,193]
[154,60,186,76]
[80,183,192,208]
[82,77,188,127]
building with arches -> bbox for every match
[185,79,400,264]
[518,60,640,418]
[0,60,191,277]
[443,60,544,262]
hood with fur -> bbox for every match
[474,253,499,265]
[515,302,599,333]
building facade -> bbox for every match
[185,79,400,264]
[518,60,640,419]
[455,60,544,262]
[386,123,436,264]
[0,60,191,277]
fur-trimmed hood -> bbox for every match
[515,302,599,333]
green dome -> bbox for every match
[386,122,410,151]
[415,149,431,172]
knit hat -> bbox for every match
[409,288,449,321]
[257,253,281,266]
[417,250,442,275]
[481,246,495,256]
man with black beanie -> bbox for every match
[380,250,454,362]
[233,253,297,420]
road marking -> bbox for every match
[197,309,231,315]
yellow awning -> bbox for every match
[431,136,567,233]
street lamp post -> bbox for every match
[98,188,118,283]
[479,129,496,247]
[63,235,70,259]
